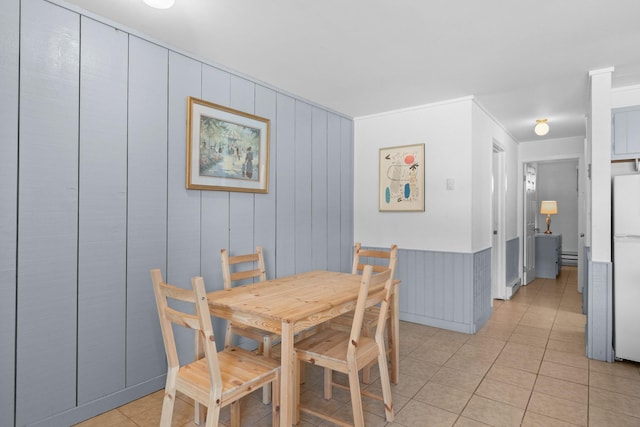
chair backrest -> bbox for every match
[150,269,222,395]
[352,243,398,278]
[347,265,394,360]
[220,246,267,290]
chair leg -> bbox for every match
[262,337,272,404]
[229,400,241,427]
[323,367,333,399]
[194,402,205,426]
[362,326,373,384]
[387,316,398,384]
[377,346,394,422]
[347,368,365,427]
[160,378,176,427]
[272,371,281,427]
[205,397,220,427]
[295,359,301,425]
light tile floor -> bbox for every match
[76,266,640,426]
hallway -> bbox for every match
[76,266,640,426]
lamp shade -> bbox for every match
[540,200,558,215]
[534,119,549,136]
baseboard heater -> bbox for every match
[562,251,578,266]
[507,277,521,299]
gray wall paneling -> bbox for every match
[327,113,343,271]
[505,237,520,286]
[340,118,354,272]
[473,248,492,331]
[17,0,80,425]
[77,17,128,404]
[167,52,202,288]
[6,0,355,423]
[0,0,19,425]
[254,85,278,277]
[228,75,260,349]
[126,35,169,386]
[200,64,231,295]
[311,107,329,270]
[229,76,258,258]
[295,101,313,273]
[396,248,492,333]
[586,254,614,362]
[167,52,203,360]
[276,94,296,277]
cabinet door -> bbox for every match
[612,106,640,159]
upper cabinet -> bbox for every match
[612,106,640,160]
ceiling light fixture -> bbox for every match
[143,0,175,9]
[534,118,549,136]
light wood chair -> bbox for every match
[220,246,279,403]
[150,269,280,427]
[294,266,395,427]
[331,242,399,383]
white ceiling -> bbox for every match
[62,0,640,142]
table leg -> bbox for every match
[280,321,295,426]
[390,284,400,384]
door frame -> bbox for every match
[492,143,506,300]
[520,155,584,292]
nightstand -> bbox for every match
[535,233,562,279]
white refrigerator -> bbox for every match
[613,174,640,363]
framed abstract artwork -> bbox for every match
[186,96,270,193]
[379,143,425,212]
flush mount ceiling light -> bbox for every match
[143,0,175,9]
[534,118,549,136]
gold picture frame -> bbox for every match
[186,96,270,193]
[379,143,425,212]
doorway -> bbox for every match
[522,159,583,290]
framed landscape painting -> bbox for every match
[379,143,425,212]
[186,96,270,193]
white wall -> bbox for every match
[354,97,473,252]
[353,97,518,254]
[472,103,519,247]
[517,137,584,242]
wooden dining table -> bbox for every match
[206,270,400,427]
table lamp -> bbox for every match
[540,200,558,234]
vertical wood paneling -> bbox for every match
[395,248,491,333]
[17,0,79,424]
[126,35,169,386]
[200,65,231,292]
[254,85,277,276]
[167,52,202,285]
[311,107,329,270]
[327,113,342,271]
[8,2,355,423]
[275,94,296,276]
[0,0,19,425]
[295,101,313,273]
[587,259,613,361]
[340,118,354,272]
[443,254,455,321]
[453,254,466,323]
[229,75,257,257]
[77,17,128,404]
[405,249,418,316]
[505,237,519,284]
[167,52,203,359]
[200,66,233,343]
